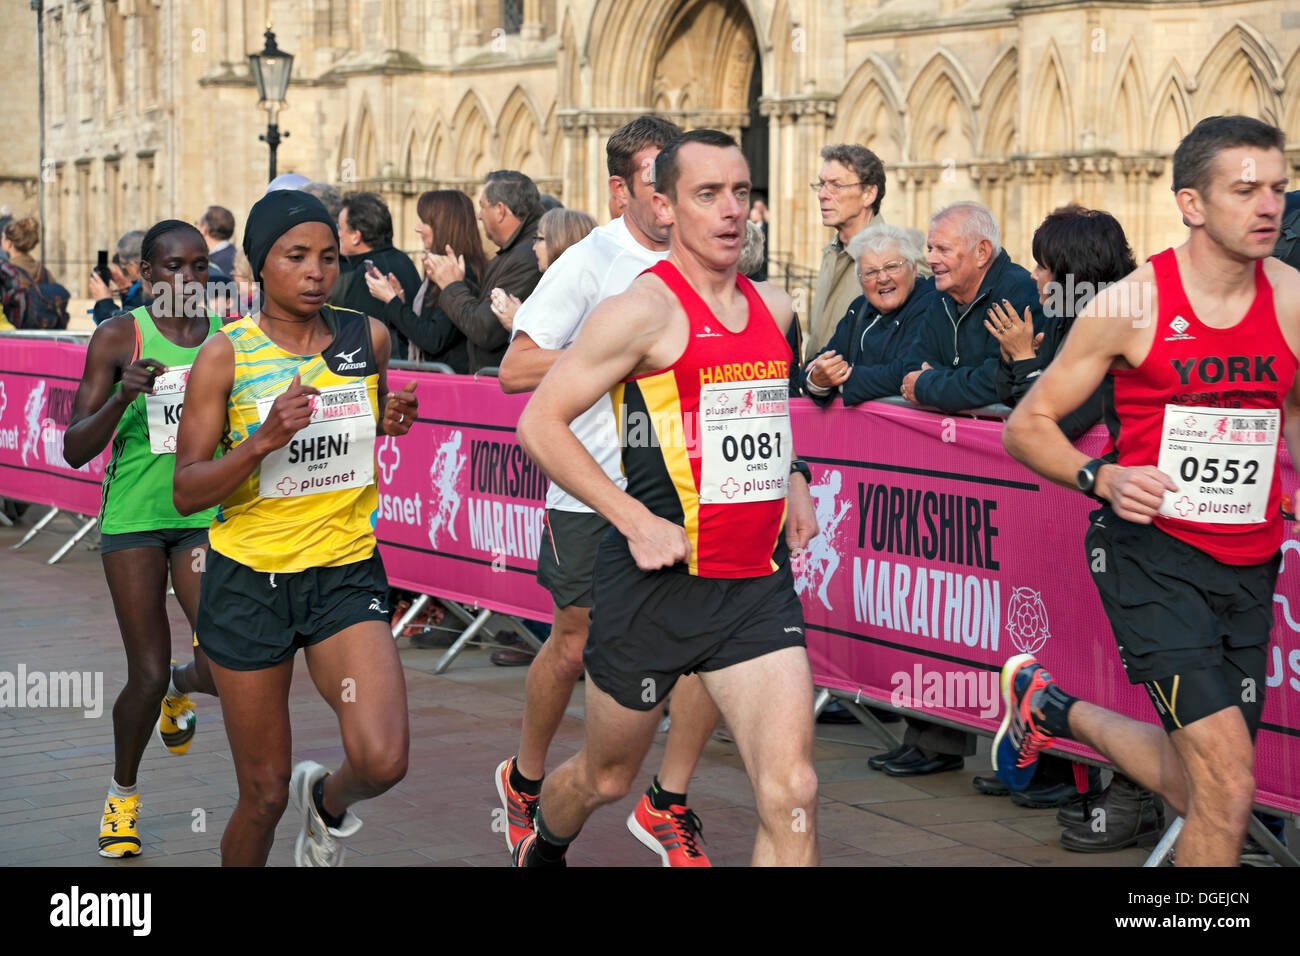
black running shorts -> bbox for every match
[584,531,807,711]
[100,526,208,556]
[196,547,391,671]
[1085,507,1276,732]
[536,509,608,609]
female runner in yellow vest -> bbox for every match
[64,220,223,858]
[173,192,418,867]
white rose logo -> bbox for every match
[1006,587,1051,655]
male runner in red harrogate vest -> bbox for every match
[998,116,1300,866]
[513,130,820,866]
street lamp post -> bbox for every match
[248,26,294,184]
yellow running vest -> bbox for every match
[209,305,380,572]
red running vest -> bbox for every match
[1109,248,1297,565]
[610,260,793,577]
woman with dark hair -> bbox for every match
[364,189,486,372]
[987,205,1138,439]
[62,219,223,858]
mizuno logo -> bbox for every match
[336,348,363,364]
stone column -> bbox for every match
[521,0,543,42]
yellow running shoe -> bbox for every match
[98,793,142,858]
[156,688,197,755]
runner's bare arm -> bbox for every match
[498,332,563,394]
[518,283,686,567]
[370,317,391,424]
[1004,267,1177,521]
[172,334,318,515]
[63,316,162,468]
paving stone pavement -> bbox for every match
[0,514,1169,867]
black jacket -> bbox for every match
[440,212,543,372]
[995,314,1109,441]
[803,277,936,406]
[334,245,423,360]
[380,267,475,374]
[903,249,1044,412]
[92,280,145,326]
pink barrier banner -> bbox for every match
[792,400,1300,816]
[373,373,554,621]
[1,339,1295,813]
[0,337,109,515]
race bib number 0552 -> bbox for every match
[256,382,375,498]
[1155,403,1278,525]
[145,364,191,454]
[698,379,791,504]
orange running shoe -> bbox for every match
[626,791,711,867]
[494,756,540,853]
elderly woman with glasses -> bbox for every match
[802,223,936,406]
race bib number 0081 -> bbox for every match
[698,379,791,504]
[256,382,375,498]
[145,364,191,454]
[1155,403,1278,525]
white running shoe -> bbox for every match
[289,760,363,867]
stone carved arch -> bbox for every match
[352,99,379,180]
[836,55,905,163]
[1194,22,1285,125]
[907,49,978,162]
[424,117,448,181]
[1107,40,1148,153]
[978,46,1017,158]
[1029,39,1074,152]
[1149,60,1194,154]
[498,86,543,177]
[452,90,493,180]
[586,0,764,111]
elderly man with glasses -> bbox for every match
[802,224,935,406]
[806,145,888,364]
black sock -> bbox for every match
[532,805,575,863]
[649,776,687,811]
[312,776,345,829]
[510,759,542,797]
[1034,683,1078,740]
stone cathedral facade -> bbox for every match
[19,0,1300,298]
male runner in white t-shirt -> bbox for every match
[493,115,720,867]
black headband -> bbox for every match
[242,190,339,284]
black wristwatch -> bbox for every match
[1075,457,1108,501]
[790,458,812,484]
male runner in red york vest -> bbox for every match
[997,115,1300,866]
[513,129,820,866]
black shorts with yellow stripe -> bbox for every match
[1085,507,1276,735]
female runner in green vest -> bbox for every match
[64,220,223,858]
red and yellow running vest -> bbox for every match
[611,260,792,577]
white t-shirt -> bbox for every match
[512,216,668,512]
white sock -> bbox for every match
[167,665,180,698]
[109,779,138,798]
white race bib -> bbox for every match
[698,379,791,504]
[256,382,375,498]
[145,364,191,454]
[1155,404,1278,525]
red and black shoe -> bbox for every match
[626,792,711,867]
[511,830,567,868]
[992,654,1059,791]
[494,756,540,853]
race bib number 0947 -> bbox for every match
[256,382,375,498]
[699,379,791,504]
[1155,403,1278,525]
